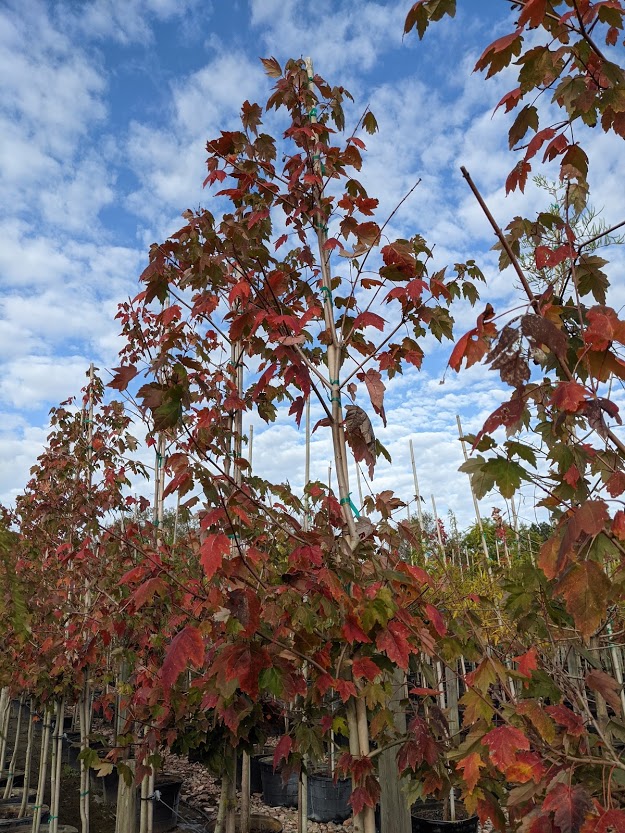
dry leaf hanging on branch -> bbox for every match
[344,404,376,478]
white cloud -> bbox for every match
[58,0,204,46]
[0,356,93,410]
[249,0,405,77]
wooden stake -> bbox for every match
[409,440,423,528]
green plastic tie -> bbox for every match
[340,493,361,518]
[320,286,332,302]
[330,396,341,404]
[33,804,42,810]
[49,815,58,820]
[309,106,317,119]
[312,153,326,175]
[81,790,90,797]
[329,379,339,386]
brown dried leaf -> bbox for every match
[344,405,376,478]
[521,314,567,361]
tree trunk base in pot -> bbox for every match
[411,801,478,833]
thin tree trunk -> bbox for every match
[33,706,53,833]
[0,688,10,773]
[115,759,137,833]
[79,673,91,833]
[3,693,23,798]
[19,697,35,818]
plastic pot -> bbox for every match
[259,757,298,808]
[307,772,352,823]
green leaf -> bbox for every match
[363,111,378,135]
[482,457,528,498]
[575,254,609,303]
[508,104,539,148]
[505,441,537,468]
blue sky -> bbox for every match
[2,0,624,531]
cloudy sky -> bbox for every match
[2,0,624,531]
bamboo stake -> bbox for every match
[606,622,625,715]
[355,462,364,510]
[79,362,95,833]
[408,440,423,528]
[49,698,65,833]
[431,495,445,559]
[300,397,310,833]
[304,399,311,532]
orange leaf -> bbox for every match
[514,646,538,678]
[456,752,485,793]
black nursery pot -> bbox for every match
[307,772,352,823]
[259,757,298,808]
[411,801,478,833]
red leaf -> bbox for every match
[409,687,442,697]
[335,679,357,702]
[274,234,288,250]
[607,471,625,497]
[425,604,446,637]
[273,735,292,769]
[613,510,625,540]
[342,616,372,644]
[475,29,522,72]
[542,784,591,833]
[583,810,625,833]
[353,311,385,331]
[352,657,381,682]
[525,127,556,162]
[357,368,387,426]
[407,715,439,766]
[545,704,585,736]
[376,621,412,669]
[482,726,529,771]
[506,160,532,193]
[222,643,270,698]
[162,626,204,689]
[555,560,610,638]
[495,86,522,113]
[535,244,570,270]
[573,499,609,537]
[200,533,230,580]
[109,365,139,392]
[584,306,625,351]
[518,0,548,28]
[132,577,167,611]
